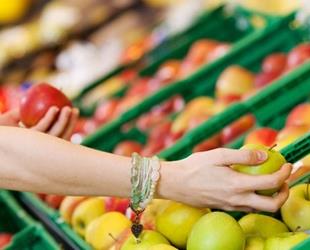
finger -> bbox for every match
[8,108,20,122]
[243,183,289,212]
[237,164,292,191]
[222,206,255,213]
[48,107,71,137]
[62,108,79,140]
[207,148,268,166]
[31,107,59,132]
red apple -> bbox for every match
[244,127,278,147]
[136,113,167,132]
[127,78,151,97]
[113,141,143,157]
[37,193,47,201]
[115,96,141,116]
[254,70,282,88]
[287,43,310,70]
[0,233,12,248]
[149,121,172,141]
[20,83,72,127]
[104,197,130,214]
[207,43,230,62]
[152,95,185,115]
[94,100,119,124]
[286,103,310,127]
[164,131,184,148]
[262,53,287,73]
[74,118,98,136]
[275,125,310,150]
[45,195,65,209]
[141,141,165,157]
[155,60,181,83]
[221,114,256,145]
[193,134,222,153]
[120,70,137,83]
[186,39,220,64]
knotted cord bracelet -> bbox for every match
[130,153,161,242]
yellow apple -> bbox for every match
[156,202,207,248]
[232,144,286,195]
[264,232,309,250]
[245,236,264,250]
[275,126,309,150]
[187,212,245,250]
[59,196,88,224]
[281,184,310,231]
[121,230,169,250]
[238,213,288,238]
[149,244,177,250]
[85,212,131,250]
[72,197,105,237]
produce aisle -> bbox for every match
[0,0,310,249]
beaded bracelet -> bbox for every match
[130,153,161,241]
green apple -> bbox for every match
[156,201,207,248]
[149,244,177,250]
[281,184,310,231]
[121,230,169,250]
[238,213,288,238]
[264,232,309,250]
[232,144,286,195]
[187,212,245,250]
[245,236,264,250]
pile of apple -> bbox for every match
[106,43,310,157]
[56,179,310,250]
[73,39,231,140]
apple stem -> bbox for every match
[268,144,277,151]
[293,226,301,234]
[108,233,117,243]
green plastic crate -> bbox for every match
[0,190,59,250]
[73,5,271,115]
[81,14,307,155]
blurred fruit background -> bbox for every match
[0,0,310,249]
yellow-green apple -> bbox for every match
[72,197,105,237]
[59,196,88,224]
[232,144,286,195]
[264,232,309,250]
[140,199,172,230]
[85,212,131,250]
[216,65,255,102]
[187,212,245,250]
[275,126,309,150]
[221,115,256,145]
[244,236,264,250]
[286,103,310,127]
[238,213,288,238]
[121,230,169,250]
[149,244,178,250]
[171,97,214,134]
[281,184,310,231]
[212,99,229,114]
[244,127,278,147]
[156,202,207,248]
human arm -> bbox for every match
[0,127,291,212]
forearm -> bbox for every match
[0,127,133,197]
[0,126,179,200]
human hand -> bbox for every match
[0,109,20,127]
[159,148,292,213]
[26,106,79,140]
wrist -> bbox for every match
[156,160,183,202]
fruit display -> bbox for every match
[76,43,310,158]
[1,3,310,250]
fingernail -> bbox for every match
[257,150,268,161]
[53,107,59,112]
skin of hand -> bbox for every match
[158,148,292,213]
[0,127,291,213]
[0,106,79,140]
